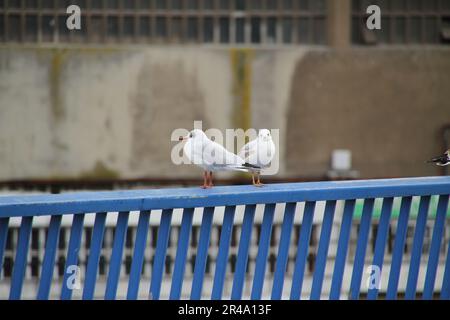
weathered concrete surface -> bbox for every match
[0,45,448,180]
[0,46,233,179]
[286,49,450,178]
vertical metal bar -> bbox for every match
[329,199,355,300]
[386,196,412,299]
[127,210,151,300]
[441,220,450,300]
[271,202,297,299]
[82,212,107,300]
[9,216,33,300]
[231,204,256,300]
[310,200,336,300]
[423,195,449,299]
[61,214,85,300]
[191,207,215,299]
[251,203,276,299]
[105,211,129,300]
[150,209,173,300]
[0,217,10,277]
[290,201,316,300]
[405,195,431,299]
[211,206,236,299]
[169,207,194,300]
[367,197,393,300]
[37,214,62,300]
[349,198,374,300]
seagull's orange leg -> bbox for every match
[208,171,214,188]
[201,171,208,189]
[255,172,264,187]
[252,173,257,186]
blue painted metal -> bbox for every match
[349,198,374,299]
[150,209,173,300]
[211,206,236,299]
[1,177,449,218]
[37,214,62,300]
[329,199,355,300]
[169,207,194,300]
[310,200,336,300]
[105,212,129,300]
[405,196,431,299]
[61,213,85,300]
[272,202,296,299]
[441,229,450,300]
[423,195,449,299]
[386,196,412,299]
[191,207,215,299]
[0,177,449,300]
[0,217,9,279]
[231,204,256,299]
[82,212,107,300]
[290,201,316,300]
[127,211,151,300]
[9,216,33,299]
[367,197,393,300]
[251,203,275,299]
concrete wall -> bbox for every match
[286,49,450,178]
[0,45,448,180]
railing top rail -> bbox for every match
[0,176,449,218]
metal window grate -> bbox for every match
[352,0,450,45]
[0,0,328,45]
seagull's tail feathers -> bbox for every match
[428,155,446,163]
[427,154,450,166]
[230,163,262,173]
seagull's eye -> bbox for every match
[189,133,193,138]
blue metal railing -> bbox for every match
[0,176,449,300]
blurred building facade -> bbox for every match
[0,0,449,182]
[1,0,450,300]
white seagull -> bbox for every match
[179,129,251,188]
[238,129,275,187]
[428,149,450,166]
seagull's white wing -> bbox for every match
[204,140,245,167]
[184,138,207,167]
[238,139,257,162]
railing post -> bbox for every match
[126,210,151,300]
[367,197,393,300]
[290,201,316,300]
[9,216,33,300]
[191,207,215,299]
[405,196,431,299]
[386,196,412,299]
[150,209,173,300]
[170,208,194,300]
[311,200,336,300]
[211,206,236,300]
[37,214,62,300]
[349,198,374,299]
[423,195,449,299]
[105,211,130,300]
[83,212,107,300]
[330,200,355,300]
[251,203,276,299]
[231,204,256,300]
[61,214,85,300]
[271,202,297,299]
